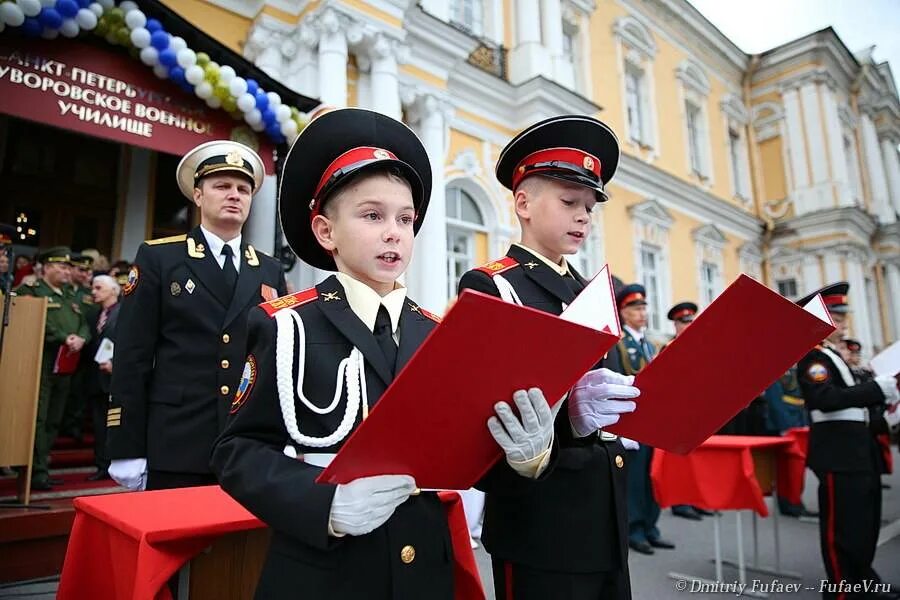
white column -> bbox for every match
[880,137,900,217]
[823,252,842,283]
[540,0,565,82]
[821,86,851,206]
[846,257,873,352]
[886,262,900,340]
[317,9,348,108]
[508,0,548,85]
[860,113,893,223]
[782,88,812,214]
[800,254,822,293]
[419,0,450,21]
[798,83,831,211]
[118,147,152,261]
[244,174,277,254]
[284,26,319,97]
[865,275,884,351]
[407,95,450,313]
[369,34,401,119]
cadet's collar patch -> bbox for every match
[260,287,318,316]
[187,237,205,259]
[230,355,257,414]
[805,363,829,383]
[322,291,341,302]
[474,256,519,276]
[123,265,140,296]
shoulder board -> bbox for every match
[474,256,519,276]
[145,234,187,246]
[408,301,441,323]
[259,288,318,317]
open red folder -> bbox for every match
[606,275,835,454]
[318,267,622,489]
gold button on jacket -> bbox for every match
[400,545,416,564]
[221,359,230,369]
[220,385,230,396]
[615,455,624,469]
[222,333,230,343]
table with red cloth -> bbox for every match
[58,485,484,600]
[651,435,806,516]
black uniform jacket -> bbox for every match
[107,226,287,473]
[85,302,120,396]
[798,344,887,474]
[211,276,454,600]
[458,244,629,576]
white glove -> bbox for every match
[330,474,416,536]
[109,458,147,491]
[488,388,554,463]
[875,375,900,406]
[568,368,640,437]
[620,436,640,451]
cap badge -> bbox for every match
[583,156,594,170]
[226,150,244,166]
[373,149,391,160]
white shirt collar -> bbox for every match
[623,324,645,342]
[513,243,570,276]
[335,272,407,335]
[200,225,241,261]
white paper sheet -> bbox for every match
[559,264,621,335]
[871,340,900,377]
[94,338,114,363]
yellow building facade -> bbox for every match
[164,0,900,352]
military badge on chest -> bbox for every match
[170,282,181,296]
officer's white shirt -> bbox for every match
[623,324,646,343]
[200,225,241,273]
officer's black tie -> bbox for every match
[374,304,397,375]
[221,244,238,291]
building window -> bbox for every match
[640,244,664,332]
[700,261,719,305]
[776,278,797,299]
[449,0,483,36]
[686,101,704,176]
[562,24,575,64]
[625,66,646,145]
[446,186,486,298]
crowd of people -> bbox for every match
[3,108,899,600]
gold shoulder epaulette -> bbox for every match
[146,234,187,246]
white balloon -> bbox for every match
[153,64,169,79]
[195,81,213,99]
[39,0,55,7]
[118,0,137,13]
[244,108,262,126]
[184,64,205,85]
[228,77,247,98]
[95,0,113,9]
[250,120,265,132]
[206,95,222,109]
[0,3,25,27]
[129,27,150,49]
[17,0,42,18]
[123,9,145,30]
[60,18,79,38]
[176,48,196,69]
[75,8,97,30]
[42,27,60,39]
[218,65,236,83]
[139,46,159,67]
[266,91,282,107]
[237,92,255,113]
[275,104,292,123]
[169,36,187,52]
[280,119,298,138]
[88,2,102,17]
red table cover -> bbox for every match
[651,436,801,517]
[58,486,484,600]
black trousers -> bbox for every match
[815,470,882,599]
[491,560,629,600]
[89,393,110,472]
[146,470,218,491]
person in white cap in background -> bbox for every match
[107,141,287,491]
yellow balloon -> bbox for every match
[215,85,230,100]
[195,52,210,67]
[222,97,237,112]
[204,62,220,85]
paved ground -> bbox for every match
[3,468,898,599]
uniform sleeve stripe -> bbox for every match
[259,288,318,316]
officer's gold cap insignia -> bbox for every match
[186,279,196,294]
[123,265,140,296]
[170,282,181,296]
[226,150,244,166]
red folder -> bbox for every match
[607,275,835,454]
[318,288,620,489]
[53,345,80,375]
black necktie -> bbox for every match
[374,304,397,375]
[221,245,238,291]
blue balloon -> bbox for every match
[38,8,64,29]
[254,91,269,111]
[145,18,162,33]
[56,0,79,18]
[245,79,259,96]
[158,49,178,68]
[22,17,42,37]
[150,31,170,51]
[178,79,193,93]
[262,108,277,125]
[76,0,90,8]
[169,66,186,85]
